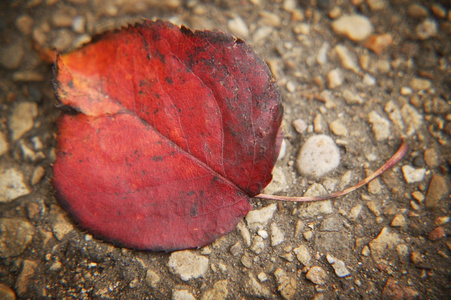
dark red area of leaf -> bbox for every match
[53,20,282,251]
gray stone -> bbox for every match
[326,254,350,277]
[201,280,228,300]
[401,165,426,183]
[315,231,351,253]
[368,111,390,141]
[298,199,333,218]
[270,223,284,246]
[296,135,340,178]
[0,167,30,203]
[274,268,297,299]
[145,269,160,288]
[246,274,271,298]
[245,204,277,230]
[9,102,38,141]
[305,266,328,285]
[369,227,400,261]
[320,214,344,232]
[331,14,374,41]
[0,41,24,69]
[15,260,38,296]
[0,218,34,258]
[294,244,311,266]
[168,251,209,281]
[172,290,196,300]
[425,175,448,209]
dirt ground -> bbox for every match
[0,0,450,299]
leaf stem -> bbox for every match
[255,140,408,203]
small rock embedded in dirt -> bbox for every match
[16,14,34,35]
[240,253,253,268]
[410,77,431,91]
[364,33,393,54]
[416,19,437,40]
[0,132,8,156]
[348,204,362,221]
[292,119,307,134]
[0,167,30,203]
[173,290,196,300]
[424,148,439,169]
[168,251,209,281]
[425,174,448,210]
[15,260,38,296]
[383,277,419,299]
[246,274,271,298]
[390,214,407,227]
[0,283,15,300]
[369,227,400,261]
[334,44,360,73]
[326,254,350,277]
[305,266,328,285]
[401,104,423,136]
[270,223,284,246]
[331,14,374,41]
[145,269,160,288]
[274,268,297,300]
[0,218,34,258]
[51,211,74,241]
[251,236,265,254]
[401,165,426,184]
[9,102,38,141]
[329,119,348,136]
[428,226,446,241]
[245,203,277,230]
[294,244,312,266]
[201,280,228,300]
[326,68,344,88]
[296,135,340,178]
[236,220,251,247]
[342,89,363,105]
[227,16,249,38]
[31,166,46,185]
[368,111,390,141]
[0,41,25,70]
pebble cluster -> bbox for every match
[0,0,450,299]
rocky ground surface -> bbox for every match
[0,0,450,299]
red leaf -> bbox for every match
[53,20,282,251]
